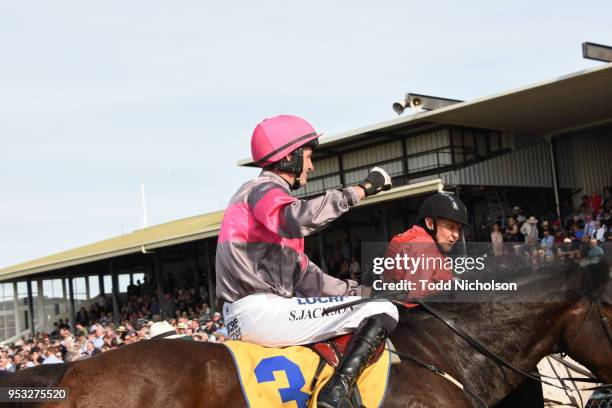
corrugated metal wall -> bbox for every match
[442,142,553,187]
[340,140,404,185]
[311,126,610,194]
[342,140,402,169]
[406,128,451,173]
[301,175,342,196]
[405,128,449,154]
[555,129,612,194]
[442,127,611,192]
[311,156,339,177]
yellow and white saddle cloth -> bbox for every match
[224,340,391,408]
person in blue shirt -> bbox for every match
[540,229,555,256]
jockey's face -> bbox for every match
[426,217,462,253]
[296,147,314,187]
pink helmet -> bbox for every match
[251,115,321,167]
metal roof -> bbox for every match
[0,179,443,281]
[238,62,612,165]
[0,211,225,281]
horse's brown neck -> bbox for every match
[391,300,572,405]
[383,259,609,406]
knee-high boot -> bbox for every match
[316,316,389,408]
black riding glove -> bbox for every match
[359,167,392,196]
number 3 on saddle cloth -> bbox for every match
[224,334,392,408]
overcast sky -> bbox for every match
[1,0,610,268]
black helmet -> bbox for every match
[418,193,469,226]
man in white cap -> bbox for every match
[148,321,191,341]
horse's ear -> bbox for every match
[583,259,610,301]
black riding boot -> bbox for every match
[316,316,389,408]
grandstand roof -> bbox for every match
[0,179,443,281]
[0,211,225,281]
[239,61,612,164]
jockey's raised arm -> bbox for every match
[248,181,361,239]
[215,115,398,408]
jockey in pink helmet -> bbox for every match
[216,115,399,408]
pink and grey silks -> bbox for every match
[216,170,362,303]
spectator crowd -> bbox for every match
[0,279,228,372]
[483,188,611,259]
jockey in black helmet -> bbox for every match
[417,193,470,254]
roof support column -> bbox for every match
[153,253,164,319]
[98,274,104,296]
[546,135,562,220]
[61,279,68,319]
[381,205,390,241]
[67,271,76,333]
[192,246,200,286]
[343,222,353,261]
[26,279,35,338]
[13,283,20,335]
[36,280,44,335]
[318,232,327,273]
[401,136,409,184]
[109,261,120,324]
[85,275,90,300]
[204,241,216,314]
[338,154,346,187]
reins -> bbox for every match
[322,289,612,406]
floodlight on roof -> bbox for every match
[582,42,612,63]
[392,93,462,115]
